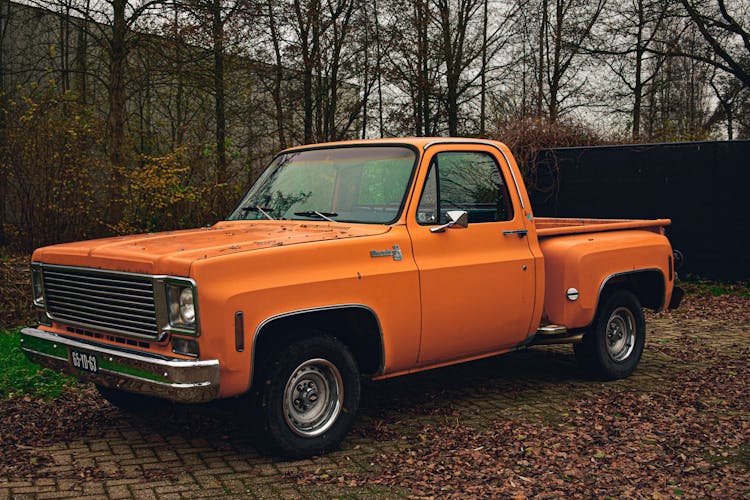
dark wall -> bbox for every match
[529,141,750,282]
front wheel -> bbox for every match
[574,289,646,380]
[256,335,360,459]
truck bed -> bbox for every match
[534,217,671,238]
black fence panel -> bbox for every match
[529,140,750,282]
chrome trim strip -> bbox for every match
[162,276,201,337]
[250,304,386,386]
[423,139,526,210]
[597,268,667,312]
[35,262,166,281]
[20,327,219,403]
[30,263,47,307]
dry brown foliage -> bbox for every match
[489,118,610,200]
[293,289,750,498]
[0,88,230,253]
[0,253,33,329]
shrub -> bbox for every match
[490,118,608,199]
[0,86,108,251]
[110,148,213,235]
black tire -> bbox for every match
[574,289,646,380]
[255,335,360,459]
[96,385,170,413]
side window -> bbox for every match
[416,160,438,224]
[417,151,514,224]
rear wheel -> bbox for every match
[574,289,645,380]
[255,335,360,459]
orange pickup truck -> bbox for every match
[21,138,682,457]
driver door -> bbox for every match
[407,146,536,365]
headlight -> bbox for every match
[31,265,45,306]
[167,284,197,329]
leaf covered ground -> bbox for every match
[0,274,748,497]
[292,290,750,498]
[297,338,749,498]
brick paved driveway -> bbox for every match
[1,315,747,499]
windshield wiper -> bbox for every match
[241,205,275,220]
[293,211,339,223]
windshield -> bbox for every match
[228,146,417,224]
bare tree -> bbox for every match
[434,0,484,136]
[179,0,249,208]
[265,0,287,148]
[678,0,750,88]
[373,0,385,137]
[478,0,488,134]
[641,16,714,139]
[381,0,438,136]
[23,0,168,172]
[541,0,606,122]
[0,0,9,245]
[592,0,671,138]
[0,0,8,96]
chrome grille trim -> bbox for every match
[40,264,165,341]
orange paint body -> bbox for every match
[30,138,676,399]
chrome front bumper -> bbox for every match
[20,328,220,403]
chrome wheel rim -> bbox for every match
[605,307,636,362]
[283,358,343,437]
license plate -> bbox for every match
[70,349,99,374]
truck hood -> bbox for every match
[32,220,391,276]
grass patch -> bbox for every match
[0,329,74,399]
[680,279,750,298]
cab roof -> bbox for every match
[279,137,508,154]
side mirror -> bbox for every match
[430,210,469,233]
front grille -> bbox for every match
[42,266,160,340]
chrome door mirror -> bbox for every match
[430,210,469,233]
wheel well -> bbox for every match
[599,270,666,311]
[252,307,384,383]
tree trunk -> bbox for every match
[212,0,227,209]
[313,1,323,141]
[294,0,314,143]
[537,0,547,117]
[548,0,563,123]
[374,0,384,137]
[268,1,286,148]
[726,102,733,140]
[479,0,487,135]
[108,0,127,171]
[75,0,89,104]
[632,0,644,140]
[418,0,430,136]
[0,0,8,96]
[59,1,71,92]
[361,0,369,139]
[172,5,184,147]
[0,0,7,246]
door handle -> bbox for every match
[503,229,528,237]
